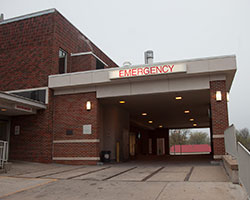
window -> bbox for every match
[12,89,46,103]
[59,49,67,74]
[96,58,104,70]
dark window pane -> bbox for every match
[59,57,66,74]
[59,49,67,74]
[96,59,104,70]
[12,90,46,103]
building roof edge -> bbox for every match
[0,8,56,25]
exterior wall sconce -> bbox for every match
[86,101,91,111]
[227,92,229,102]
[216,91,222,101]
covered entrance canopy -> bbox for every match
[0,92,46,116]
[49,55,236,130]
[48,55,236,161]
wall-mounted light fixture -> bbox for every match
[86,101,91,111]
[227,92,229,102]
[216,91,222,101]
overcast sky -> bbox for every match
[2,0,250,130]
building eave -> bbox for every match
[0,8,56,25]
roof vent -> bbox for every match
[0,14,4,22]
[122,61,132,67]
[144,50,154,64]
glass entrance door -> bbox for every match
[157,138,165,155]
[129,133,136,156]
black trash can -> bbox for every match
[100,151,111,162]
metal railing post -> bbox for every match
[0,140,8,169]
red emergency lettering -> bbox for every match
[144,67,149,74]
[169,65,174,72]
[150,66,156,74]
[119,70,124,77]
[124,69,132,77]
[163,65,169,73]
[156,66,163,74]
[138,68,144,75]
[132,68,136,76]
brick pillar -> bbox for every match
[210,80,229,159]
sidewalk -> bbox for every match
[0,160,248,200]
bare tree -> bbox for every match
[169,129,189,147]
[188,132,210,144]
[236,128,250,150]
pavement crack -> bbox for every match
[142,167,164,182]
[102,167,137,181]
[36,166,85,178]
[184,166,194,181]
[155,182,169,200]
[67,166,111,179]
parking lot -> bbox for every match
[0,159,247,200]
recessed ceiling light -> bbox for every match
[175,96,182,100]
[148,120,153,124]
[1,108,7,112]
[184,110,190,114]
[142,113,147,116]
[193,123,197,127]
[159,125,163,128]
[190,118,194,121]
[119,100,126,104]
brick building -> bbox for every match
[0,9,236,164]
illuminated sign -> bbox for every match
[109,63,187,79]
[15,105,32,112]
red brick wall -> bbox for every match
[52,92,100,164]
[71,54,96,72]
[9,89,54,163]
[0,10,118,164]
[52,11,118,74]
[0,10,118,91]
[0,13,54,91]
[210,80,229,156]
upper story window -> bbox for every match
[96,58,105,70]
[59,49,67,74]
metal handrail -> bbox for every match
[0,140,8,169]
[238,142,250,199]
[224,125,250,199]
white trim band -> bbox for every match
[53,139,100,143]
[53,157,100,161]
[213,155,223,159]
[0,9,56,25]
[71,51,108,66]
[213,135,225,139]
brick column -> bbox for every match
[210,80,229,159]
[52,92,100,165]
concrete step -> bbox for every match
[0,162,12,174]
